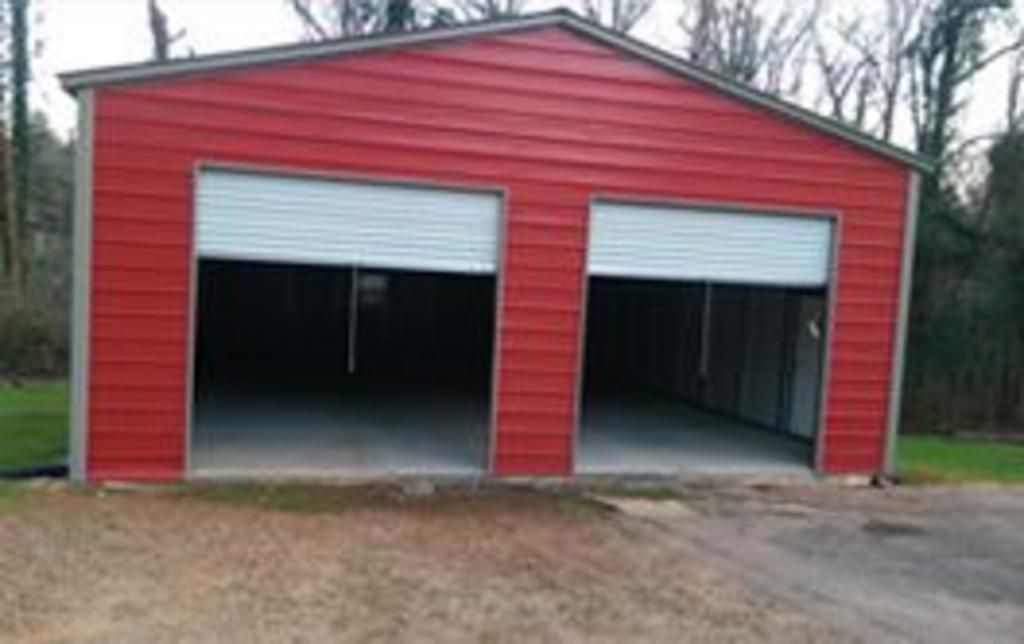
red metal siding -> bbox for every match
[86,26,909,479]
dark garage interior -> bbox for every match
[191,259,495,476]
[581,277,827,475]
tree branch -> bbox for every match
[953,33,1024,84]
[288,0,331,39]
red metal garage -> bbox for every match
[61,10,927,482]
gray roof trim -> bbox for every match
[60,11,567,91]
[59,9,931,172]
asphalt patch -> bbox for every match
[861,519,928,538]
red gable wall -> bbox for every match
[86,26,910,480]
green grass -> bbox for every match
[179,482,392,514]
[0,481,27,514]
[179,482,613,519]
[898,434,1024,484]
[583,481,686,501]
[0,381,69,469]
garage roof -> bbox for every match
[60,9,931,172]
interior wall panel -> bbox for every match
[789,294,827,439]
[739,288,787,426]
[705,286,747,413]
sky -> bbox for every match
[36,0,1024,149]
[39,0,302,134]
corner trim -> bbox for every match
[486,188,510,475]
[813,215,842,475]
[884,170,922,475]
[183,165,200,479]
[572,198,595,474]
[68,89,95,483]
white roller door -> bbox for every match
[197,169,501,274]
[589,201,832,287]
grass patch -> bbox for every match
[179,481,615,519]
[898,434,1024,484]
[0,481,27,515]
[585,483,686,501]
[0,381,69,469]
[179,482,393,514]
[552,490,619,518]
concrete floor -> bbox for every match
[192,380,812,478]
[191,380,490,478]
[579,396,814,477]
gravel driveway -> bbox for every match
[602,483,1024,644]
[0,482,1021,643]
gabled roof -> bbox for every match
[60,9,931,172]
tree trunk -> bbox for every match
[6,0,29,310]
[0,128,9,285]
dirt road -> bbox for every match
[0,482,1020,643]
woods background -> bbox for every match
[1,0,1022,437]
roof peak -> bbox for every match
[60,9,930,172]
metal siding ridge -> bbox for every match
[59,11,930,173]
[100,84,909,175]
[96,113,912,191]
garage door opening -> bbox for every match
[187,169,501,477]
[580,201,833,476]
[190,259,496,476]
[579,278,826,475]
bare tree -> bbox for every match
[910,0,1023,168]
[451,0,528,21]
[875,0,923,140]
[147,0,186,61]
[1008,48,1024,130]
[581,0,653,34]
[679,0,821,98]
[290,0,381,38]
[288,0,421,38]
[3,0,28,310]
[813,19,874,128]
[813,0,921,140]
[0,4,11,296]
